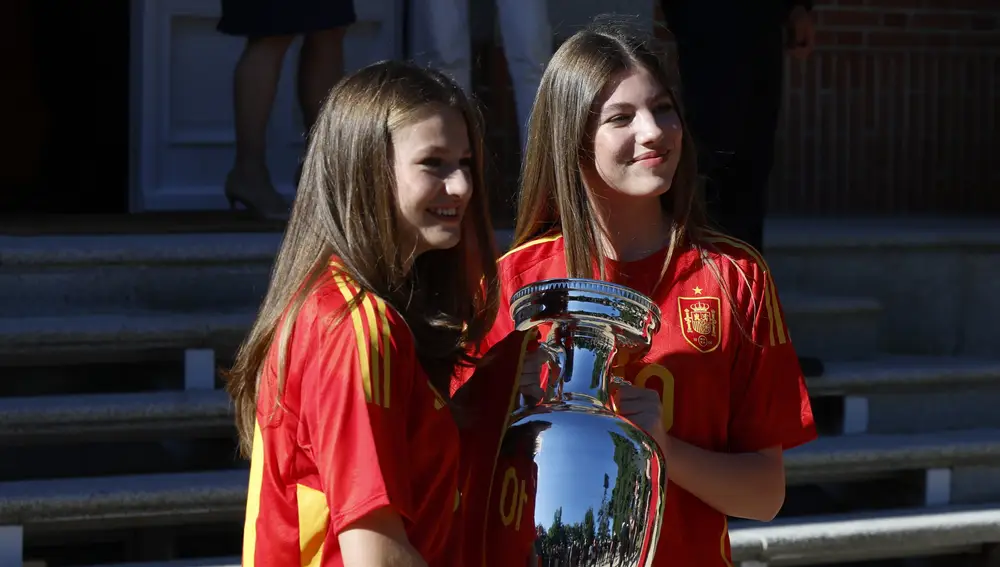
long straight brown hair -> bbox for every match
[513,18,707,280]
[225,61,499,457]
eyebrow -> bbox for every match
[601,95,673,115]
[417,144,471,155]
[602,102,634,114]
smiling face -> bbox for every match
[582,65,683,203]
[391,104,473,259]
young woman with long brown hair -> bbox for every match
[461,18,817,566]
[224,59,500,567]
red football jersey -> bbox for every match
[242,261,461,567]
[469,231,817,567]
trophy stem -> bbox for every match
[545,325,618,410]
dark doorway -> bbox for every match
[1,0,131,215]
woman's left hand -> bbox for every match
[612,381,668,451]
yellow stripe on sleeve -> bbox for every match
[497,233,563,262]
[374,296,392,409]
[704,233,788,346]
[334,275,374,403]
[359,294,382,407]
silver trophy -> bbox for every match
[489,278,667,567]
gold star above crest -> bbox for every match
[693,286,703,295]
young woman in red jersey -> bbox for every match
[224,60,502,567]
[469,18,818,567]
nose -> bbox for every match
[445,168,472,201]
[634,110,666,147]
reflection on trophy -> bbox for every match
[486,279,667,567]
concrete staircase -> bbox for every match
[2,219,1000,566]
[0,233,270,566]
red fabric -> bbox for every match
[245,263,460,567]
[485,427,541,567]
[450,329,534,567]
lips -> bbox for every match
[631,151,667,164]
[631,151,669,168]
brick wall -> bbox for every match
[477,1,999,223]
[774,0,1000,215]
[814,0,997,49]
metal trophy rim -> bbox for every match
[509,278,663,343]
[510,278,661,316]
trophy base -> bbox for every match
[493,404,666,567]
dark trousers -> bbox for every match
[662,6,826,374]
[662,5,787,253]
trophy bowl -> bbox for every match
[486,278,667,567]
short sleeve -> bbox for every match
[728,263,817,453]
[300,291,417,534]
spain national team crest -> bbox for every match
[678,296,721,353]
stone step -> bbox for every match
[0,293,878,370]
[809,356,1000,396]
[0,471,247,566]
[20,493,1000,567]
[0,430,992,530]
[786,429,1000,508]
[730,503,1000,566]
[765,218,1000,358]
[65,506,1000,567]
[0,470,246,534]
[8,389,996,502]
[1,231,884,363]
[0,312,251,368]
[807,356,1000,435]
[0,390,233,445]
[0,234,278,316]
[12,355,996,449]
[780,292,883,361]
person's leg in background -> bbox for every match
[710,30,785,254]
[226,34,297,220]
[298,28,348,141]
[494,0,552,151]
[294,25,350,186]
[407,0,472,94]
[219,0,355,219]
[668,27,763,248]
